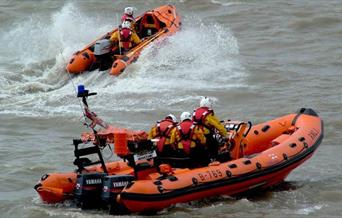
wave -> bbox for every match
[210,0,243,7]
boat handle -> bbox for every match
[243,121,252,137]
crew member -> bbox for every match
[121,7,135,23]
[148,114,178,157]
[193,97,228,160]
[121,7,137,31]
[170,112,208,167]
[109,21,141,53]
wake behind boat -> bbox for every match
[66,5,181,76]
[34,87,323,214]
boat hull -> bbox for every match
[120,142,319,213]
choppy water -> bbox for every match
[0,0,341,217]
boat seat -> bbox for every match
[228,123,249,160]
[139,12,160,37]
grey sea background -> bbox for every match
[0,0,341,217]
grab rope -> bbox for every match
[61,51,86,120]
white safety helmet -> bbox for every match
[124,7,134,16]
[200,96,212,108]
[180,112,192,122]
[121,20,131,29]
[165,114,177,123]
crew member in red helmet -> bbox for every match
[110,20,141,53]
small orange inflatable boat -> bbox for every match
[34,88,323,214]
[118,109,323,213]
[66,5,181,75]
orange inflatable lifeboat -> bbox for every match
[34,88,323,214]
[118,108,323,213]
[66,5,181,75]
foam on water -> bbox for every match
[295,204,325,215]
[0,2,245,118]
[2,3,111,66]
[210,0,242,7]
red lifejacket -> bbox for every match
[121,14,135,23]
[193,107,214,126]
[120,28,132,50]
[156,119,176,153]
[177,120,195,155]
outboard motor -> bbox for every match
[93,39,113,71]
[74,172,106,209]
[101,175,135,204]
[101,175,135,215]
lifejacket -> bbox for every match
[193,107,214,127]
[156,119,176,153]
[121,14,135,23]
[177,120,195,155]
[119,28,132,50]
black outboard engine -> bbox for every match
[101,174,135,214]
[101,175,135,204]
[93,39,113,71]
[74,172,106,209]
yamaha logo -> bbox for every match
[112,181,129,188]
[85,178,102,185]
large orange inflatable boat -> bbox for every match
[66,5,181,75]
[34,87,323,214]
